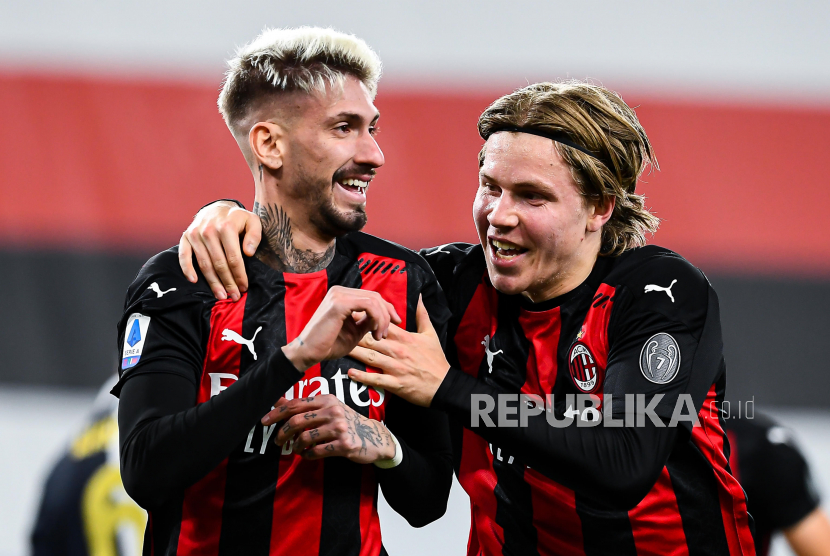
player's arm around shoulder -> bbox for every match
[177,199,260,302]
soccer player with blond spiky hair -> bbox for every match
[114,27,452,556]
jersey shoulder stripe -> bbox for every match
[339,231,433,274]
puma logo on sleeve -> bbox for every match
[644,279,677,303]
[148,282,177,298]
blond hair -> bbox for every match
[218,27,382,134]
[478,81,659,255]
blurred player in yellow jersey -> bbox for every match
[30,376,146,556]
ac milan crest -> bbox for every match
[569,342,602,393]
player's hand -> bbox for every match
[262,395,396,464]
[282,286,401,372]
[348,297,449,407]
[178,201,261,301]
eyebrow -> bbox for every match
[328,111,380,125]
[479,171,549,191]
[479,172,556,196]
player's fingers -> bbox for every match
[384,300,401,326]
[415,295,437,337]
[349,289,395,338]
[341,295,387,341]
[347,368,398,392]
[189,231,227,300]
[201,225,237,301]
[275,412,328,446]
[292,426,337,454]
[357,334,398,359]
[242,211,262,257]
[262,396,325,425]
[364,296,392,340]
[301,441,342,460]
[178,234,198,283]
[384,323,406,341]
[217,222,245,300]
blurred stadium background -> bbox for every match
[1,1,828,555]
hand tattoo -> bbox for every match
[252,202,335,273]
[344,410,386,456]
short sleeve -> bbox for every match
[112,249,214,396]
[603,253,720,427]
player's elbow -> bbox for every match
[120,438,173,509]
[382,462,452,527]
[406,496,449,528]
[120,457,172,510]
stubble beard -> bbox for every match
[307,166,368,238]
[309,185,367,238]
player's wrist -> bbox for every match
[281,340,314,373]
[373,429,402,468]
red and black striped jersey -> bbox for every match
[425,243,755,556]
[113,232,453,556]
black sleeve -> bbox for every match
[376,259,454,527]
[432,368,679,510]
[603,254,719,427]
[118,349,302,509]
[377,397,453,527]
[113,250,303,509]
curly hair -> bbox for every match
[478,81,659,255]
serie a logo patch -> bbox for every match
[568,342,603,393]
[122,313,151,369]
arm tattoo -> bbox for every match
[253,202,335,273]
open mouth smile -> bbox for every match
[489,238,528,260]
[335,178,370,199]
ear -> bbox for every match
[248,122,286,172]
[586,196,615,233]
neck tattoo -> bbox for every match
[253,201,335,273]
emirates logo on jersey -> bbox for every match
[568,342,603,393]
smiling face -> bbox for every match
[473,132,612,302]
[279,74,384,237]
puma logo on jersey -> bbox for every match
[482,335,503,373]
[148,282,176,298]
[221,326,263,360]
[644,279,677,303]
